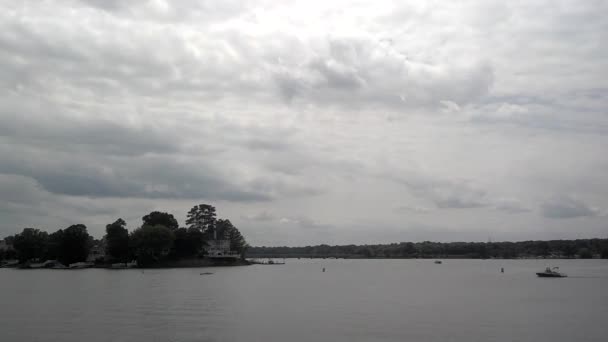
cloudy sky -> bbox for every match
[1,0,607,245]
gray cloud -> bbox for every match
[383,170,491,209]
[275,37,494,109]
[0,174,122,235]
[0,0,607,244]
[0,146,290,201]
[393,205,432,214]
[279,216,332,231]
[470,102,608,136]
[541,197,600,219]
[0,111,180,157]
[241,211,276,222]
[492,198,531,214]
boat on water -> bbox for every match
[0,260,19,268]
[536,267,567,278]
[68,262,94,269]
[434,260,442,264]
[18,260,66,269]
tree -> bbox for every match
[4,235,15,245]
[45,229,64,261]
[130,225,175,266]
[538,241,550,257]
[186,204,217,234]
[13,228,48,262]
[399,242,416,257]
[105,218,130,262]
[215,219,232,239]
[601,244,608,259]
[0,235,17,261]
[57,224,91,265]
[172,227,204,258]
[216,219,248,256]
[578,248,593,259]
[562,242,577,258]
[142,211,179,231]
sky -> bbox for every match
[1,0,607,245]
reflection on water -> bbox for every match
[1,259,607,342]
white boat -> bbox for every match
[536,267,567,278]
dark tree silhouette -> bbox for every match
[142,211,179,231]
[12,228,48,262]
[247,239,608,259]
[130,225,174,266]
[58,224,91,265]
[172,227,204,258]
[186,204,217,234]
[105,218,130,262]
[216,219,248,256]
[46,229,64,261]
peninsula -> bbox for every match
[0,203,249,269]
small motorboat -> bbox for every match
[536,267,567,278]
[434,260,442,264]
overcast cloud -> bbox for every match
[1,0,607,245]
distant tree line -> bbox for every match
[247,239,608,259]
[0,204,248,266]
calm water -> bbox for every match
[1,259,607,342]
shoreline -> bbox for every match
[3,258,251,270]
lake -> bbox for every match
[1,259,607,342]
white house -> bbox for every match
[205,231,239,259]
[86,243,106,263]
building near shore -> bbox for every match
[86,242,106,263]
[205,230,239,259]
[0,239,14,252]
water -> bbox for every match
[1,259,607,342]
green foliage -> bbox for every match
[172,227,204,258]
[0,249,17,261]
[247,239,608,259]
[217,219,248,256]
[130,225,175,266]
[578,248,593,259]
[0,235,17,261]
[57,224,91,265]
[4,204,250,266]
[601,245,608,259]
[562,242,577,258]
[142,211,179,231]
[0,248,17,261]
[45,229,64,261]
[105,218,130,262]
[4,235,15,245]
[186,204,216,234]
[12,225,89,265]
[13,228,49,262]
